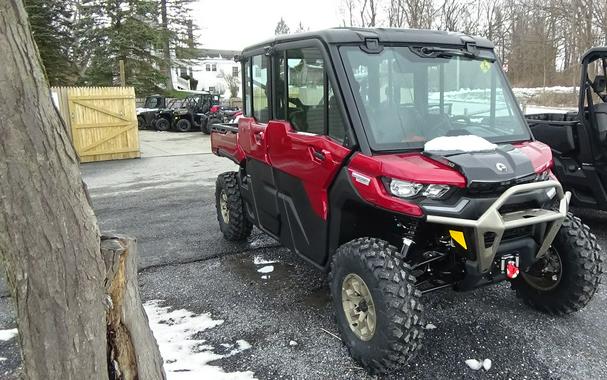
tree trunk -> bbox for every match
[0,1,164,379]
[161,0,174,91]
[103,235,165,380]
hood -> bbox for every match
[425,144,537,185]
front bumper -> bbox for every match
[425,180,571,273]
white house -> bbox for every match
[171,48,242,98]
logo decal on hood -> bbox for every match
[496,162,508,172]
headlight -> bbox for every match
[387,179,451,199]
[389,179,423,198]
[422,184,451,198]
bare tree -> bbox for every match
[222,70,241,99]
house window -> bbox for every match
[209,86,216,92]
[212,64,217,72]
[206,64,211,72]
[232,66,239,76]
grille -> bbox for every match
[467,173,537,195]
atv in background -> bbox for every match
[153,92,219,132]
[526,47,607,211]
[137,94,167,129]
[203,106,242,135]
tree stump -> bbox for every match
[101,234,166,380]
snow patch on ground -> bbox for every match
[524,105,575,115]
[513,86,577,98]
[144,300,256,380]
[0,329,17,341]
[257,265,274,274]
[425,135,497,153]
[252,256,278,265]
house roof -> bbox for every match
[192,48,240,60]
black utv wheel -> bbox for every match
[155,117,171,131]
[200,119,210,134]
[137,116,145,130]
[175,118,192,132]
[513,213,605,315]
[329,238,424,374]
[215,172,252,241]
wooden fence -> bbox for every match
[51,86,140,163]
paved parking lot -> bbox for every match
[0,130,606,379]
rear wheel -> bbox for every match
[200,118,210,134]
[513,213,604,315]
[137,116,145,130]
[175,118,192,132]
[215,172,252,241]
[155,117,171,131]
[329,238,424,374]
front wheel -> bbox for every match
[155,117,171,131]
[215,172,252,241]
[175,118,192,132]
[513,213,604,315]
[329,238,424,374]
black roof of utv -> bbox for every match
[241,27,494,55]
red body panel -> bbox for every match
[348,154,425,217]
[210,129,245,163]
[238,117,271,164]
[265,121,350,219]
[514,141,554,173]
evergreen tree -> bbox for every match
[76,0,165,95]
[275,17,290,35]
[24,0,76,85]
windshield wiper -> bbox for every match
[411,46,494,61]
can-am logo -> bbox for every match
[496,162,508,172]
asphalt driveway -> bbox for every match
[0,131,605,379]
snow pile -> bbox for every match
[512,86,576,98]
[257,265,274,274]
[465,358,492,371]
[144,300,256,380]
[0,328,17,341]
[424,135,497,153]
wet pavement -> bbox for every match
[0,133,606,379]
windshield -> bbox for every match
[340,46,531,151]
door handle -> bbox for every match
[312,150,325,160]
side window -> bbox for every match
[252,55,270,123]
[286,48,325,134]
[328,82,346,141]
[244,60,252,116]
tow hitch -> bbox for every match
[500,254,520,279]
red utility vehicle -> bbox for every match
[211,28,604,374]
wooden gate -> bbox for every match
[53,87,140,163]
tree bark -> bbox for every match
[102,235,165,380]
[0,1,164,379]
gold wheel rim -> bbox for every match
[220,191,229,223]
[341,273,376,341]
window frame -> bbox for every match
[250,51,272,124]
[272,39,350,143]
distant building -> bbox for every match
[171,48,242,98]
